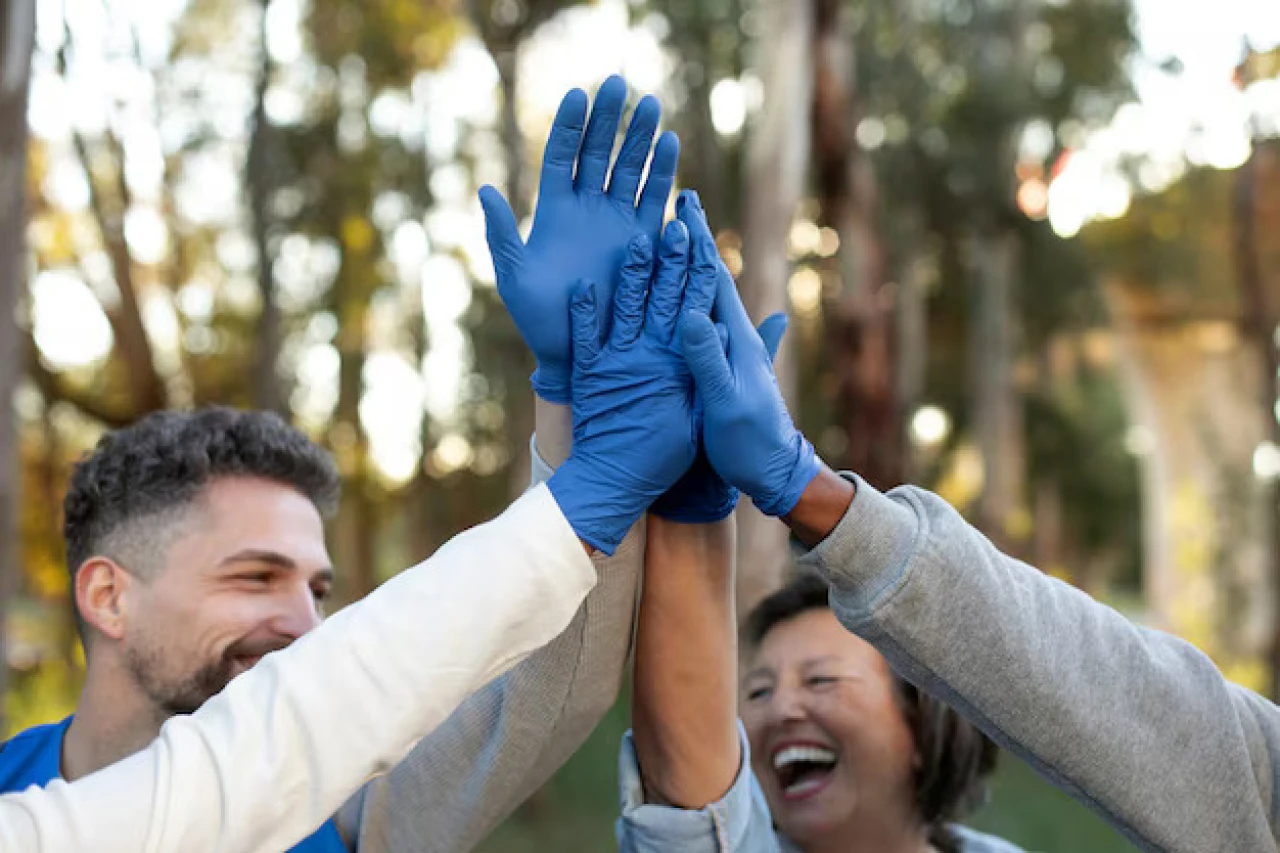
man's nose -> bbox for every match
[274,583,323,639]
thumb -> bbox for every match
[755,313,789,364]
[478,185,524,266]
[679,312,733,403]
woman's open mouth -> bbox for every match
[772,743,838,801]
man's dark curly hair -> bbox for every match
[743,573,999,853]
[64,408,340,637]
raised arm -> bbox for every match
[630,516,739,809]
[617,192,787,853]
[341,76,674,852]
[341,410,645,852]
[676,188,1280,853]
[792,473,1280,853]
[0,486,595,853]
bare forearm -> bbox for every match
[632,515,740,808]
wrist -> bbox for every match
[783,464,855,548]
[751,432,822,517]
[533,396,572,468]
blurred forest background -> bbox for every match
[2,0,1280,849]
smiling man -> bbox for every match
[0,400,631,853]
[0,409,350,850]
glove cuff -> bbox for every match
[546,455,654,555]
[531,367,571,405]
[650,484,740,523]
[755,435,822,517]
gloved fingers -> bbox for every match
[756,313,789,364]
[538,88,589,197]
[607,94,661,207]
[575,75,628,194]
[645,219,690,344]
[637,131,680,235]
[678,311,734,404]
[678,192,721,318]
[570,279,610,366]
[612,234,654,347]
[678,191,755,344]
[478,185,524,270]
[715,322,729,354]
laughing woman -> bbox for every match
[616,524,1024,853]
[735,575,1016,853]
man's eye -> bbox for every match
[239,572,274,585]
[312,585,332,604]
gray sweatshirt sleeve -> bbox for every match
[336,436,643,853]
[797,473,1280,853]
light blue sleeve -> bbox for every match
[614,723,783,853]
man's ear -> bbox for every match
[75,557,135,642]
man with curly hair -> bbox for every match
[3,405,638,852]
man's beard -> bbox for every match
[124,636,291,717]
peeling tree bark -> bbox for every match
[0,0,35,736]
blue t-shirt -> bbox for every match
[0,717,347,852]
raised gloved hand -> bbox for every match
[649,191,788,523]
[547,221,698,554]
[674,192,821,518]
[479,75,680,405]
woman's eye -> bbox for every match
[807,675,838,689]
[745,686,773,702]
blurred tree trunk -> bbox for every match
[493,41,534,500]
[0,0,35,735]
[1107,283,1274,691]
[473,1,551,501]
[248,0,285,414]
[663,0,728,227]
[969,228,1024,549]
[333,265,377,600]
[1235,132,1280,695]
[896,241,929,482]
[811,0,901,492]
[735,0,812,617]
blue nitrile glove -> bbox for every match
[674,193,821,518]
[650,191,788,522]
[479,75,680,404]
[548,222,698,554]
